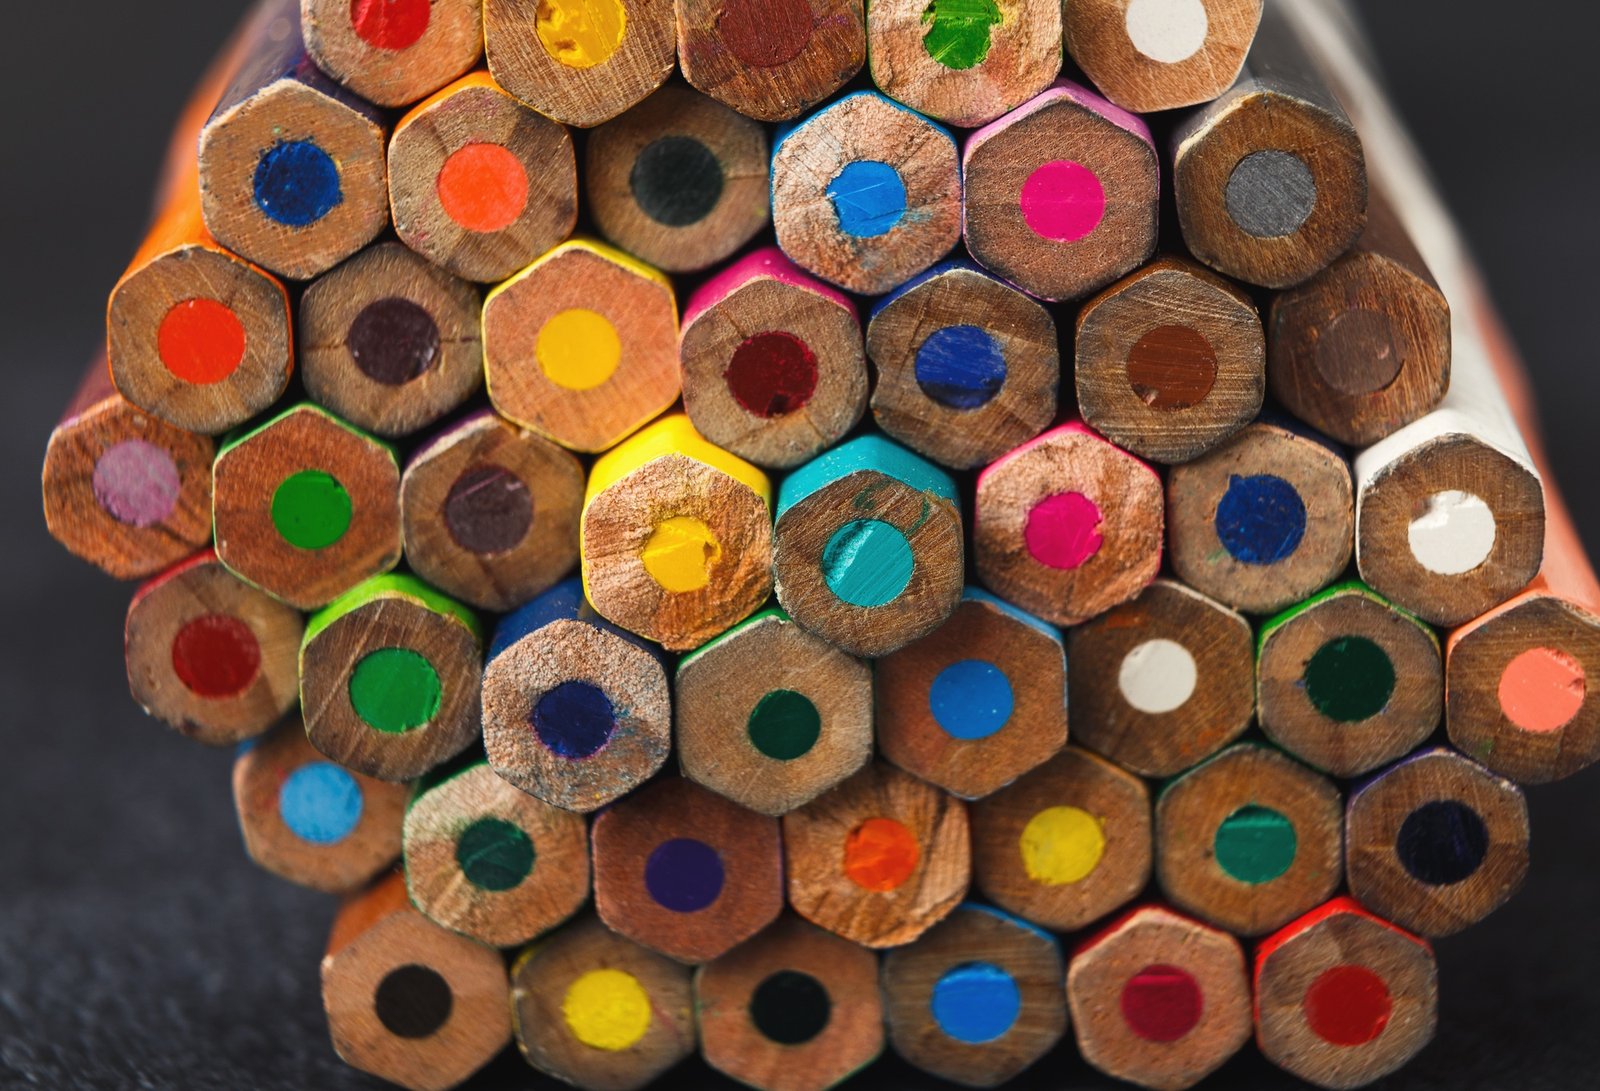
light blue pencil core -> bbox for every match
[827,161,908,238]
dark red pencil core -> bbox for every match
[724,331,819,418]
[171,614,262,699]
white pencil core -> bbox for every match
[1407,489,1497,574]
[1125,0,1210,64]
[1118,638,1198,714]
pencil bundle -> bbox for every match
[42,1,1594,1089]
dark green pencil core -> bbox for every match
[1305,636,1395,723]
[747,689,822,761]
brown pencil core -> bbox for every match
[444,465,534,556]
[347,298,441,386]
[1314,308,1403,395]
[1126,325,1218,410]
[717,0,814,68]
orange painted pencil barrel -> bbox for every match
[107,0,293,435]
[1445,277,1600,784]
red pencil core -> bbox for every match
[157,298,247,385]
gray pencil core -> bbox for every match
[1226,150,1318,238]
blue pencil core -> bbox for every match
[1215,474,1307,565]
[278,761,363,844]
[827,161,908,238]
[915,325,1007,409]
[929,659,1015,740]
[254,139,342,227]
[930,962,1022,1044]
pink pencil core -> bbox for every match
[1020,160,1106,242]
[1025,491,1104,570]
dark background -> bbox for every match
[3,3,1596,1088]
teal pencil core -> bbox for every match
[455,817,535,892]
[1214,805,1297,884]
[821,519,914,608]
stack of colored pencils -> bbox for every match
[40,1,1596,1088]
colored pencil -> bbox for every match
[510,914,696,1091]
[483,0,676,127]
[679,248,867,469]
[300,0,483,107]
[125,549,304,745]
[881,903,1067,1087]
[1171,2,1366,289]
[107,173,293,435]
[233,718,408,892]
[480,579,671,812]
[587,84,770,274]
[402,759,590,947]
[388,71,579,283]
[400,411,585,612]
[781,761,970,948]
[211,402,402,610]
[1253,896,1438,1090]
[1256,0,1598,782]
[1165,416,1354,615]
[973,421,1164,627]
[1256,581,1442,777]
[483,237,680,454]
[198,0,388,280]
[1268,185,1451,446]
[299,575,483,782]
[104,0,292,435]
[866,260,1059,471]
[867,0,1061,128]
[674,608,873,816]
[1446,298,1600,782]
[322,870,512,1091]
[676,0,866,122]
[875,588,1068,800]
[1064,0,1264,114]
[1345,747,1529,937]
[970,746,1152,932]
[298,241,484,437]
[770,91,961,295]
[962,80,1159,302]
[1307,53,1544,629]
[1075,254,1265,465]
[772,434,963,657]
[593,775,785,963]
[694,914,884,1091]
[1155,743,1343,937]
[1068,578,1255,778]
[582,414,773,651]
[1068,905,1253,1091]
[42,358,214,580]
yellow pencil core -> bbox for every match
[535,0,628,70]
[537,308,622,391]
[641,516,721,592]
[1020,806,1106,885]
[562,968,652,1051]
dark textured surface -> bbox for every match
[3,2,1598,1088]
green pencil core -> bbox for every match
[271,470,352,550]
[349,648,441,734]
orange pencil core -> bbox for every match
[843,817,920,892]
[437,143,530,233]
